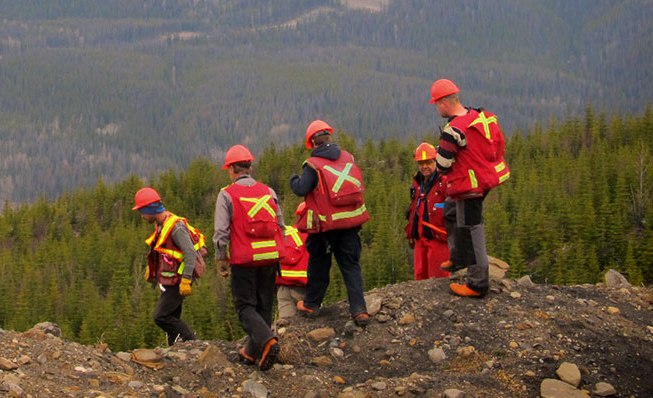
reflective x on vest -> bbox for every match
[240,195,276,218]
[468,111,498,140]
[323,163,361,193]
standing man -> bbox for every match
[430,78,510,297]
[275,202,309,324]
[213,144,282,371]
[133,187,204,345]
[405,142,450,280]
[290,119,370,326]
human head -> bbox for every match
[414,142,437,178]
[223,144,253,181]
[132,187,166,223]
[305,119,334,149]
[430,78,462,118]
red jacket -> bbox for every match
[296,150,370,233]
[441,109,510,198]
[276,225,308,287]
[405,173,447,241]
[224,182,284,266]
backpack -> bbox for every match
[186,221,208,279]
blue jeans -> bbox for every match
[304,228,367,316]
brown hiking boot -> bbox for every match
[449,283,486,298]
[258,338,279,371]
[296,301,319,317]
[353,312,370,327]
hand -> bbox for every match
[216,259,230,278]
[144,266,151,281]
[179,277,192,297]
[408,238,415,249]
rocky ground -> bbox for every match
[1,270,652,398]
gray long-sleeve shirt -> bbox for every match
[170,221,197,279]
[213,175,285,261]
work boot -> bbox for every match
[238,347,256,365]
[449,283,486,298]
[441,260,465,273]
[258,338,279,371]
[296,301,319,317]
[353,312,370,327]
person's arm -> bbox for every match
[436,125,466,173]
[171,221,196,279]
[290,164,318,196]
[213,190,232,261]
[269,188,285,232]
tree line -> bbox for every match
[0,107,651,351]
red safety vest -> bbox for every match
[444,109,510,198]
[224,182,284,266]
[276,225,308,287]
[145,212,206,286]
[297,150,370,233]
[405,174,447,241]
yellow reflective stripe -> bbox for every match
[499,172,511,183]
[285,225,303,247]
[157,248,184,261]
[421,151,427,160]
[240,195,276,218]
[323,163,361,193]
[495,162,506,172]
[469,111,498,139]
[157,214,181,247]
[251,240,276,249]
[281,270,307,278]
[253,251,279,261]
[319,215,327,221]
[307,210,313,229]
[468,169,478,188]
[332,204,367,221]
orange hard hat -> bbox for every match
[414,142,437,161]
[223,144,254,169]
[295,201,306,215]
[429,78,460,104]
[132,187,161,210]
[305,119,333,149]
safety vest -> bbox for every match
[444,108,510,198]
[276,225,308,287]
[224,182,284,266]
[145,212,206,286]
[405,174,447,241]
[297,150,370,233]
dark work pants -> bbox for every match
[231,265,276,359]
[304,228,367,316]
[153,285,197,346]
[455,196,489,292]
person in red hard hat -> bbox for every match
[429,78,510,298]
[405,143,450,280]
[290,119,371,327]
[133,187,205,346]
[275,202,309,325]
[213,144,283,371]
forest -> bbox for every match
[0,107,651,351]
[0,0,651,202]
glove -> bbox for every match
[179,277,192,297]
[216,259,230,278]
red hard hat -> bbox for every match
[223,144,254,169]
[414,142,437,161]
[295,201,306,215]
[132,187,161,210]
[305,119,333,149]
[429,79,460,104]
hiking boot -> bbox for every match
[353,312,370,327]
[449,283,486,298]
[441,260,465,273]
[258,338,279,371]
[296,301,319,317]
[238,347,256,365]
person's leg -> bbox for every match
[331,229,367,316]
[276,286,296,319]
[303,233,332,309]
[426,238,450,278]
[413,238,429,280]
[457,197,489,293]
[153,286,196,345]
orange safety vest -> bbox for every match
[224,182,284,266]
[276,225,308,287]
[444,109,510,198]
[145,212,206,286]
[297,150,370,233]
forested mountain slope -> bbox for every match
[0,0,651,202]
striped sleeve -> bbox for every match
[436,125,466,172]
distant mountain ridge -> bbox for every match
[0,0,651,201]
